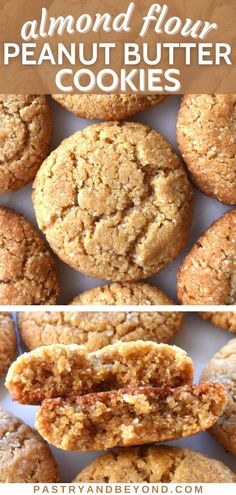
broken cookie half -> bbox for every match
[35,383,226,451]
[6,341,227,452]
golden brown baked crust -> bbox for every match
[6,341,193,404]
[18,307,184,353]
[201,311,236,333]
[71,281,174,305]
[0,95,52,193]
[33,121,193,281]
[0,407,59,482]
[52,94,165,120]
[177,94,236,204]
[36,383,226,451]
[75,445,236,483]
[177,210,236,305]
[200,338,236,455]
[0,207,60,305]
[0,312,16,376]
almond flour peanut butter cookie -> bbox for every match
[35,383,226,451]
[177,94,236,204]
[200,339,236,455]
[71,281,175,305]
[0,207,60,305]
[18,307,184,353]
[75,445,236,482]
[52,94,165,120]
[0,95,52,193]
[0,313,16,376]
[33,121,193,281]
[6,341,193,404]
[177,209,236,305]
[0,407,59,482]
[201,312,236,333]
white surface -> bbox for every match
[0,95,232,304]
[0,313,235,482]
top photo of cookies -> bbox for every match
[0,93,236,306]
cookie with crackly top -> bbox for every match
[74,445,236,482]
[52,94,165,120]
[200,312,236,333]
[0,207,60,305]
[0,95,52,193]
[177,94,236,204]
[0,407,59,482]
[177,209,236,305]
[0,312,16,376]
[200,338,236,455]
[33,121,193,281]
[18,289,184,351]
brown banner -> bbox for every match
[0,0,235,93]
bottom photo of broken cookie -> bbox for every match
[0,310,235,483]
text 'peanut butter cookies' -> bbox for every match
[33,121,193,281]
[35,383,226,451]
[0,313,16,377]
[201,312,236,333]
[200,339,236,455]
[18,310,184,354]
[0,207,60,305]
[0,95,52,193]
[177,94,236,205]
[0,407,59,483]
[52,94,165,120]
[177,209,236,305]
[6,341,193,404]
[75,445,236,483]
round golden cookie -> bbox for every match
[200,339,236,455]
[0,207,60,305]
[177,209,236,305]
[177,94,236,204]
[33,121,193,281]
[0,313,16,376]
[75,445,236,483]
[17,310,183,351]
[201,312,236,333]
[52,94,165,120]
[71,281,175,305]
[0,95,52,193]
[0,407,59,482]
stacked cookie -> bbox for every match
[6,341,226,451]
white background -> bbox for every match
[0,95,232,304]
[0,312,235,482]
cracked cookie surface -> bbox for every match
[6,341,193,404]
[201,312,236,333]
[0,207,60,305]
[0,407,59,482]
[177,210,236,305]
[18,296,183,351]
[0,312,16,376]
[52,94,165,120]
[35,383,226,451]
[71,281,176,305]
[177,94,236,204]
[75,445,236,482]
[33,121,193,281]
[0,95,52,193]
[200,339,236,455]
